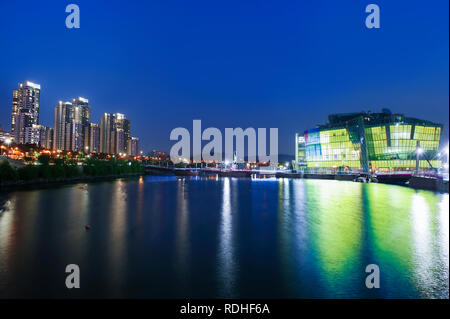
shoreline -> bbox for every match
[1,171,448,194]
[0,172,144,192]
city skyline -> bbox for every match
[5,80,140,156]
[0,0,448,155]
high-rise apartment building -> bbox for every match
[53,98,91,152]
[100,113,114,154]
[71,97,91,152]
[127,137,139,156]
[25,124,53,149]
[43,126,54,149]
[87,123,100,153]
[100,113,131,154]
[113,113,130,154]
[53,101,73,151]
[11,81,41,144]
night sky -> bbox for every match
[0,0,448,155]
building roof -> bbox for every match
[314,109,443,130]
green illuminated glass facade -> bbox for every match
[297,111,443,172]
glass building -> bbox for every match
[295,109,443,173]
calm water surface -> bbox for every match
[0,176,448,298]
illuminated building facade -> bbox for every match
[113,113,130,155]
[296,109,443,172]
[87,123,100,153]
[127,137,139,156]
[71,97,91,152]
[53,101,73,151]
[53,98,91,152]
[25,124,53,148]
[11,81,41,144]
[100,113,131,154]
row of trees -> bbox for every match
[83,158,143,176]
[0,156,144,183]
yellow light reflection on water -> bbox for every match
[106,179,128,292]
[364,184,415,297]
[365,185,449,298]
[307,180,363,297]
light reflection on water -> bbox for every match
[0,176,448,298]
[217,177,235,297]
[174,179,190,292]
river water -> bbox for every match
[0,176,448,298]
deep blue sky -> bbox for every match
[0,0,448,154]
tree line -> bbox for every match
[0,155,144,183]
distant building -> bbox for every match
[53,101,73,151]
[43,126,53,149]
[71,97,91,152]
[11,81,41,144]
[87,123,100,153]
[25,124,53,148]
[100,113,131,154]
[295,109,443,172]
[114,113,130,154]
[99,113,114,154]
[52,98,91,152]
[127,137,139,156]
[149,150,168,158]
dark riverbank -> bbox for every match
[0,172,144,191]
[0,157,145,191]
